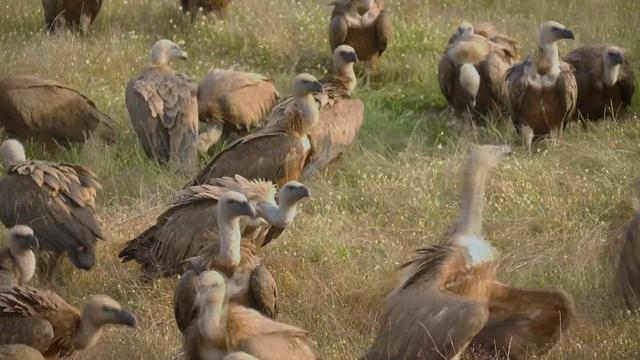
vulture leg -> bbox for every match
[520,124,534,154]
[80,13,91,34]
[363,55,379,89]
[198,123,224,154]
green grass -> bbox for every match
[1,0,640,359]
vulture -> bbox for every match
[0,344,46,360]
[329,0,393,87]
[565,44,636,120]
[175,270,317,360]
[197,69,279,153]
[266,45,364,177]
[41,0,103,34]
[126,39,198,170]
[0,286,136,359]
[0,139,105,279]
[505,21,577,152]
[618,210,640,312]
[224,352,259,360]
[189,73,323,188]
[0,75,116,145]
[363,145,575,360]
[0,225,39,287]
[180,0,232,21]
[438,22,519,124]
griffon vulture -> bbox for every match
[505,21,577,152]
[0,344,46,360]
[329,0,393,87]
[439,23,519,124]
[565,44,636,120]
[0,75,116,145]
[0,139,105,279]
[363,145,575,360]
[0,225,39,287]
[266,45,364,177]
[0,286,136,359]
[41,0,103,34]
[126,39,198,170]
[181,0,232,21]
[175,270,317,360]
[189,74,323,188]
[197,69,279,153]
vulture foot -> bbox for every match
[520,124,534,154]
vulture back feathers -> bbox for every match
[0,75,116,144]
[42,0,104,33]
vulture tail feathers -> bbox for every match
[118,225,159,264]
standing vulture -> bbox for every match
[565,44,636,120]
[126,39,198,170]
[197,69,279,153]
[0,344,46,360]
[266,45,364,177]
[0,139,105,279]
[363,145,575,360]
[41,0,103,34]
[505,21,577,152]
[438,23,519,124]
[0,286,136,359]
[0,225,39,287]
[175,270,317,360]
[329,0,393,87]
[0,75,116,145]
[189,74,323,188]
[180,0,232,21]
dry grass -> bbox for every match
[1,0,640,359]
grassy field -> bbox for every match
[1,0,640,359]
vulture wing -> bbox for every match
[249,264,278,319]
[0,344,46,360]
[375,11,392,55]
[437,54,457,105]
[504,60,530,127]
[556,62,578,121]
[329,14,349,50]
[174,269,200,333]
[0,75,116,143]
[618,60,636,106]
[0,248,17,286]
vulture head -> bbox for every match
[81,295,138,329]
[68,245,96,271]
[333,45,359,69]
[279,181,311,206]
[292,74,323,97]
[8,225,39,253]
[603,47,625,86]
[539,21,574,46]
[356,0,375,15]
[150,39,188,66]
[224,352,260,360]
[218,191,256,221]
[0,139,26,168]
[457,22,474,37]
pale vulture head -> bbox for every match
[603,47,625,85]
[457,22,474,37]
[218,191,256,221]
[223,352,259,360]
[8,225,39,253]
[278,181,311,207]
[0,139,26,168]
[333,45,359,70]
[150,39,188,65]
[81,295,138,328]
[538,21,574,46]
[292,73,323,97]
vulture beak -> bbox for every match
[299,186,311,199]
[179,51,189,61]
[310,81,324,94]
[609,52,625,65]
[116,309,138,328]
[241,202,257,220]
[556,28,575,40]
[27,234,39,251]
[343,51,358,63]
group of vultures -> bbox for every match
[0,0,637,359]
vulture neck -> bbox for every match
[535,41,560,75]
[198,291,227,343]
[335,63,357,94]
[74,315,103,350]
[150,52,170,66]
[258,201,298,227]
[293,94,319,135]
[454,156,490,238]
[217,212,242,271]
[8,243,35,285]
[603,60,621,86]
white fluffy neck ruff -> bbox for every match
[603,60,621,86]
[454,234,497,265]
[217,210,242,269]
[459,64,480,100]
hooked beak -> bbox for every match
[299,186,311,199]
[242,202,257,220]
[311,81,323,94]
[343,51,358,63]
[116,309,138,328]
[27,235,39,251]
[609,52,625,65]
[179,51,188,61]
[556,28,574,40]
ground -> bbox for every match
[1,0,640,359]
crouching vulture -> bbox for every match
[363,145,574,360]
[197,69,279,153]
[189,74,323,188]
[0,225,39,286]
[41,0,103,34]
[0,344,46,360]
[0,75,116,145]
[438,22,519,124]
[175,270,317,360]
[0,286,136,359]
[505,21,577,152]
[329,0,393,87]
[126,39,198,170]
[266,45,364,177]
[565,44,636,120]
[0,139,105,279]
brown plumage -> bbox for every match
[364,145,574,360]
[505,21,577,153]
[565,44,636,120]
[0,139,104,279]
[439,23,519,123]
[197,69,279,153]
[41,0,103,34]
[126,39,198,170]
[0,75,115,145]
[176,270,316,360]
[619,210,640,311]
[0,344,46,360]
[0,286,136,360]
[329,0,393,86]
[0,225,39,287]
[189,74,323,188]
[180,0,232,20]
